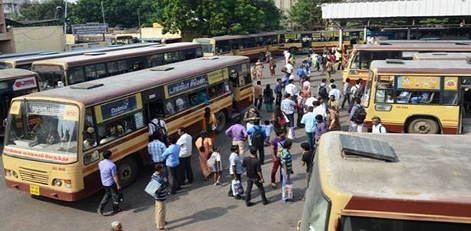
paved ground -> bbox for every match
[0,54,351,231]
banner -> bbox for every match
[397,76,441,90]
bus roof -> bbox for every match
[21,56,249,106]
[32,42,201,67]
[319,132,471,218]
[0,51,50,59]
[0,43,157,64]
[211,32,278,41]
[414,52,471,60]
[0,68,38,81]
[370,59,471,74]
[353,42,471,51]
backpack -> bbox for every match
[352,106,367,124]
[151,119,167,142]
[353,86,363,98]
[319,86,328,99]
[251,126,265,146]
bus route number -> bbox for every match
[52,167,66,171]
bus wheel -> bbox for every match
[117,156,138,188]
[407,118,439,134]
[289,47,297,54]
[215,111,227,133]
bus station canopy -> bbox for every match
[322,0,471,20]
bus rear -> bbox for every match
[193,38,216,56]
[3,98,84,201]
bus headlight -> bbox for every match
[53,178,62,187]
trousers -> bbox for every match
[245,178,268,204]
[98,184,119,212]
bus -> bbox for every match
[280,29,364,54]
[0,43,157,70]
[414,52,471,60]
[3,56,252,201]
[0,51,50,59]
[0,69,40,136]
[343,42,471,86]
[362,59,471,134]
[193,32,280,60]
[299,132,471,231]
[31,42,203,90]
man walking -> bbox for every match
[243,146,269,207]
[275,78,283,108]
[300,106,316,151]
[228,145,243,200]
[177,127,193,185]
[162,136,181,195]
[342,78,351,109]
[372,116,387,134]
[225,122,248,157]
[350,98,366,133]
[97,150,121,215]
[270,130,286,188]
[247,119,267,164]
[281,93,296,139]
[153,164,168,231]
[254,81,263,110]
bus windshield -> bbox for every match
[31,65,65,90]
[5,100,79,164]
[0,61,12,69]
[194,39,214,54]
[351,51,403,70]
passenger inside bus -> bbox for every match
[83,126,97,150]
[166,101,176,116]
[396,91,411,103]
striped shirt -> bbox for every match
[152,174,167,201]
[280,149,293,174]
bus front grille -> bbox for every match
[19,167,49,185]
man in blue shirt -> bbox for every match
[228,145,243,199]
[162,135,181,195]
[148,132,167,167]
[300,106,317,151]
[97,150,121,215]
[247,119,267,164]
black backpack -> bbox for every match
[319,86,328,99]
[353,86,363,98]
[150,119,167,142]
[251,126,265,146]
[352,106,367,124]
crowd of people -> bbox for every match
[97,48,389,231]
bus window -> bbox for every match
[443,91,459,105]
[165,100,176,116]
[148,99,164,118]
[164,52,179,64]
[96,63,107,78]
[83,108,97,151]
[374,77,394,104]
[0,62,12,69]
[148,54,164,67]
[209,83,226,99]
[68,67,86,85]
[174,96,187,112]
[216,40,231,53]
[118,60,128,73]
[97,113,139,144]
[107,62,118,75]
[85,65,97,80]
[243,74,252,86]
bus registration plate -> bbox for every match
[30,185,40,196]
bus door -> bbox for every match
[460,84,471,134]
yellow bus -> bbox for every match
[3,56,252,201]
[362,59,471,134]
[0,69,40,136]
[193,32,280,60]
[31,42,202,90]
[413,52,471,60]
[280,29,364,54]
[299,131,471,231]
[0,43,157,70]
[343,42,471,86]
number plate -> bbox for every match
[29,185,40,196]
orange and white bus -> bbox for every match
[3,56,252,201]
[299,131,471,231]
[343,42,471,86]
[31,42,202,90]
[361,59,471,134]
[413,52,471,60]
[193,32,280,60]
[0,43,157,70]
[0,69,40,136]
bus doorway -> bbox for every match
[460,86,471,134]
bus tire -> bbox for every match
[407,118,440,134]
[117,156,138,188]
[215,111,227,133]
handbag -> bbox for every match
[282,184,293,200]
[231,179,244,196]
[144,176,162,199]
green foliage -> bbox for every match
[17,0,67,23]
[289,0,341,30]
[152,0,282,36]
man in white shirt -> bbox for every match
[305,96,318,111]
[285,62,294,80]
[284,50,291,65]
[329,84,342,102]
[177,127,193,184]
[312,101,327,119]
[371,116,387,134]
[284,79,299,98]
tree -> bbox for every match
[289,0,341,30]
[17,0,68,23]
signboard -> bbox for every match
[444,77,458,90]
[397,76,441,90]
[96,94,142,123]
[284,34,298,39]
[312,32,322,38]
[13,76,37,91]
[165,75,208,98]
[208,68,228,85]
[72,23,108,35]
[322,32,334,37]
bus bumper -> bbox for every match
[5,179,85,201]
